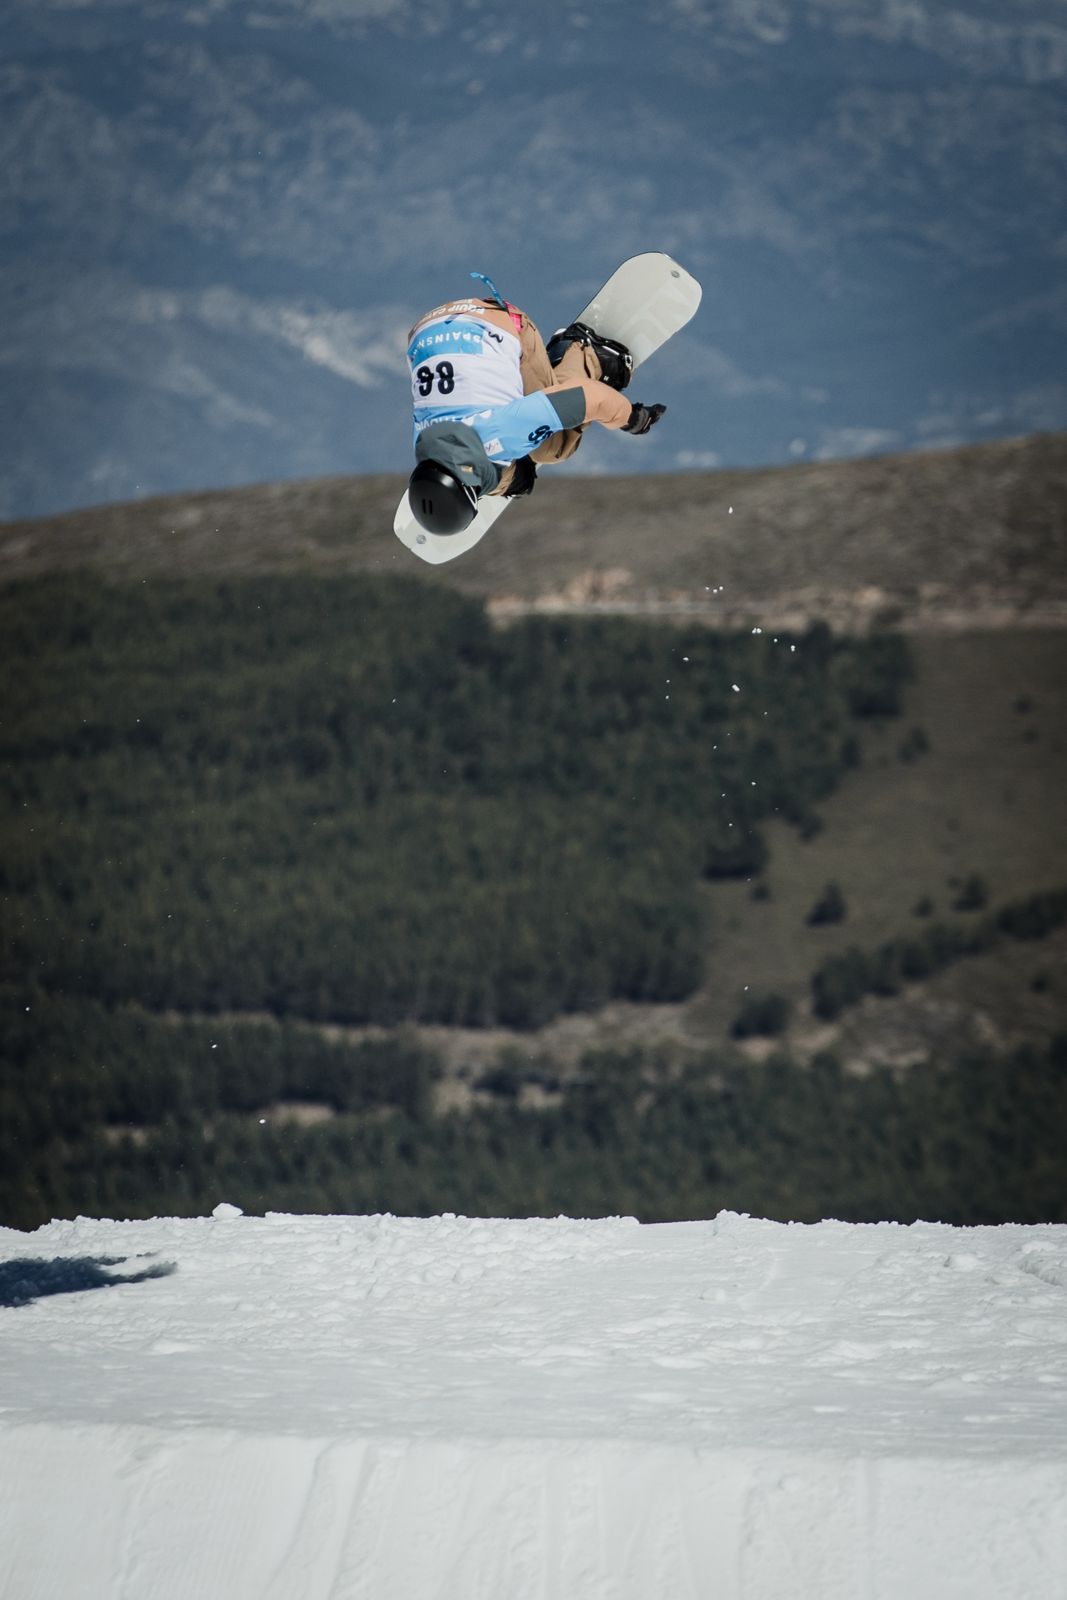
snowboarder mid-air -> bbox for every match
[406,272,667,535]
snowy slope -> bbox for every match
[1,1210,1065,1598]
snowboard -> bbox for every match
[393,252,702,566]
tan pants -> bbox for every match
[492,312,603,494]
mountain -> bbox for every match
[3,434,1065,1092]
[2,1209,1065,1597]
[4,431,1066,635]
[3,0,1067,517]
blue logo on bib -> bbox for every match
[408,323,485,366]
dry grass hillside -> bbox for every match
[3,431,1066,634]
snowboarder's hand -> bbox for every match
[504,455,538,497]
[623,402,666,435]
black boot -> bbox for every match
[545,321,633,391]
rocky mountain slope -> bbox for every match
[3,0,1067,516]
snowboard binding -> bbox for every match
[545,321,634,391]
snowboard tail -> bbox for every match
[575,252,701,368]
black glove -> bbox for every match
[504,455,538,497]
[623,402,666,435]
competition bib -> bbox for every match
[409,316,522,431]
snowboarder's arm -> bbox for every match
[546,384,665,433]
[544,381,634,431]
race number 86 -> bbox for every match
[416,361,456,397]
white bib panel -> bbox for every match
[409,316,522,430]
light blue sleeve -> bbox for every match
[460,391,568,464]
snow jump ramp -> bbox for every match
[2,1210,1065,1599]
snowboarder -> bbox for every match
[406,272,667,535]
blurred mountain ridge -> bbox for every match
[3,0,1066,516]
[4,429,1065,637]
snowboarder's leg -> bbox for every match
[518,313,591,460]
[500,307,626,393]
[510,313,594,464]
[507,309,631,471]
[514,312,557,394]
[545,322,633,392]
[529,339,599,463]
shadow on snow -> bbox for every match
[0,1255,175,1309]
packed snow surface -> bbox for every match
[2,1209,1066,1598]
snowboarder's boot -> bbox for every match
[545,321,634,391]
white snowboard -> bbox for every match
[393,252,702,566]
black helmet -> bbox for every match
[407,459,479,535]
